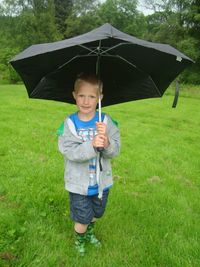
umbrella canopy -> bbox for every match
[10,23,193,107]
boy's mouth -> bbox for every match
[81,106,91,109]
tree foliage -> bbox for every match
[0,0,199,84]
[65,0,101,37]
[54,0,73,36]
[65,0,147,37]
[144,0,200,83]
[97,0,147,36]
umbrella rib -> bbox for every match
[31,53,161,99]
[79,44,128,56]
[148,76,162,97]
[111,54,162,97]
[30,55,84,97]
[100,42,130,55]
[96,40,102,76]
[56,55,81,70]
[110,54,150,79]
[114,55,137,69]
[58,54,102,70]
[78,44,99,55]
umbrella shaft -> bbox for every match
[98,97,102,122]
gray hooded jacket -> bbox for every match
[58,114,120,196]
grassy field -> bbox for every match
[0,84,200,267]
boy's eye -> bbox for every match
[77,95,96,99]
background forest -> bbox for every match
[0,0,199,85]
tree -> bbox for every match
[54,0,73,37]
[65,0,147,38]
[0,0,62,82]
[0,0,199,84]
[184,0,200,83]
[97,0,147,37]
[0,0,61,48]
[143,0,199,83]
[65,0,101,37]
[186,0,200,39]
[0,47,21,82]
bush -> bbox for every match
[180,65,200,84]
[0,48,21,84]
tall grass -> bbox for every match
[0,84,200,267]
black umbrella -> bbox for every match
[10,23,193,109]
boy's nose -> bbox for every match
[83,96,89,104]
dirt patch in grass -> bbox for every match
[0,252,17,261]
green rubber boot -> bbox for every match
[86,222,101,247]
[75,232,86,256]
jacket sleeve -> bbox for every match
[58,119,97,162]
[101,116,120,159]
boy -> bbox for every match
[58,73,120,255]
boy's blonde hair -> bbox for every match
[74,73,103,96]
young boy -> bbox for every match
[58,73,120,255]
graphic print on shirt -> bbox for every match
[77,127,97,186]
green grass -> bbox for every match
[0,84,200,267]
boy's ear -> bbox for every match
[72,91,76,100]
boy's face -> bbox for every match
[73,82,99,118]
